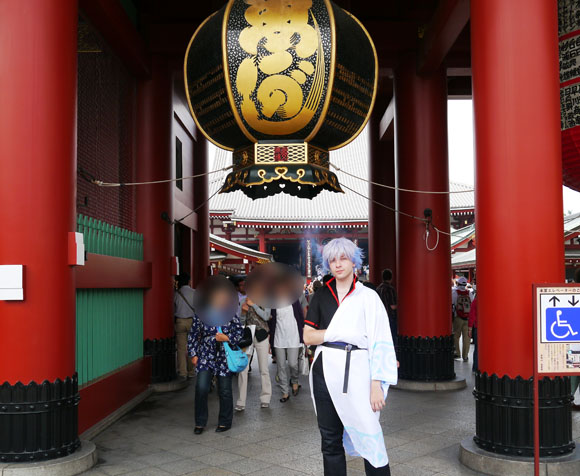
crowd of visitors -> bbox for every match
[173,238,485,475]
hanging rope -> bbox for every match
[330,162,474,194]
[174,185,224,224]
[88,165,233,187]
[339,183,453,251]
[340,183,429,224]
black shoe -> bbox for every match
[194,427,204,435]
[280,395,290,403]
[215,425,231,433]
[292,384,301,396]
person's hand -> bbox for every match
[370,381,385,412]
[241,302,250,312]
[191,356,198,367]
[468,328,473,338]
[245,297,254,306]
[216,333,230,342]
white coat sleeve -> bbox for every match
[366,292,398,398]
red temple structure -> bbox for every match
[1,0,580,474]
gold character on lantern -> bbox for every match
[235,0,324,135]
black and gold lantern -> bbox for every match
[184,0,377,199]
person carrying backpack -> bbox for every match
[452,276,473,362]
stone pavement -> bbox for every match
[81,349,580,476]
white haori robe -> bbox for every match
[309,281,398,468]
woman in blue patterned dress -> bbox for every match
[188,281,243,434]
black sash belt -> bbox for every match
[322,342,365,394]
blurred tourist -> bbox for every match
[270,298,305,402]
[174,273,196,379]
[188,279,243,434]
[235,294,272,410]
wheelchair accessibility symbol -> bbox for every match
[545,308,580,342]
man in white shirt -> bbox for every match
[271,300,305,402]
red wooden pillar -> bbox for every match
[136,56,176,383]
[192,136,209,287]
[470,0,572,457]
[0,0,81,461]
[368,111,396,285]
[394,59,453,381]
[258,229,267,253]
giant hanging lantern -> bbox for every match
[184,0,377,199]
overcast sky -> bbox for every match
[448,99,580,214]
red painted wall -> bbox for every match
[79,358,151,434]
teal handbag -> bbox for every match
[217,326,249,373]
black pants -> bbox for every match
[472,328,478,372]
[312,356,391,476]
[195,370,233,428]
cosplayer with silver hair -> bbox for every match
[321,237,364,274]
[304,237,397,476]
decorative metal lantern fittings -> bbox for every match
[184,0,377,199]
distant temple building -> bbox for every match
[451,213,580,283]
[209,130,476,279]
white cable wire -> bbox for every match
[433,226,452,237]
[330,162,474,195]
[340,182,454,237]
[91,165,233,187]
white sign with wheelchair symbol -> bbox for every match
[540,293,580,343]
[536,286,580,374]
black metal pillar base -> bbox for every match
[474,371,575,457]
[144,337,176,384]
[396,335,455,381]
[0,375,80,462]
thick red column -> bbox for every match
[0,0,78,384]
[394,59,453,381]
[395,61,451,338]
[192,136,210,287]
[368,112,396,285]
[466,1,572,459]
[136,56,174,343]
[472,0,564,379]
[0,0,82,461]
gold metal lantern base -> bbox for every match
[221,142,343,199]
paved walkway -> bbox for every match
[81,349,580,476]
